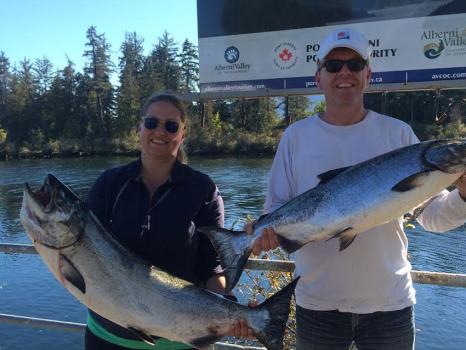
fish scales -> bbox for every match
[21,174,297,350]
[199,139,466,291]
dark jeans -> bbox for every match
[85,328,129,350]
[295,305,415,350]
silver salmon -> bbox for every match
[20,174,298,350]
[199,139,466,291]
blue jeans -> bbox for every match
[295,306,415,350]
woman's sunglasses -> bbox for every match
[143,117,181,134]
[319,58,367,73]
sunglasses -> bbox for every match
[319,58,367,73]
[143,117,181,134]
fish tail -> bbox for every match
[425,139,466,173]
[197,226,252,292]
[250,277,299,350]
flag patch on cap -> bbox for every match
[337,31,350,40]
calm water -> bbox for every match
[0,156,465,350]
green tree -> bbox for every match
[288,96,310,122]
[0,52,10,130]
[311,99,326,115]
[178,39,199,93]
[43,59,81,142]
[83,26,115,141]
[232,98,279,133]
[279,96,310,125]
[34,57,54,95]
[116,31,145,135]
[150,31,181,92]
[0,59,43,150]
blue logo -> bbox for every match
[224,46,240,63]
[424,40,445,59]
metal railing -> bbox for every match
[2,242,466,349]
[4,243,465,287]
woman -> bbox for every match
[84,93,229,349]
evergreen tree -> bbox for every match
[0,52,10,128]
[232,98,279,133]
[34,57,54,95]
[288,96,310,122]
[83,26,115,141]
[150,31,180,92]
[44,59,80,141]
[178,39,199,93]
[139,54,163,100]
[116,31,145,135]
[8,60,40,147]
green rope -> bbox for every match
[87,313,192,350]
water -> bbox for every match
[1,156,465,349]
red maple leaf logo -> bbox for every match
[279,48,292,62]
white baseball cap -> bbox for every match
[317,28,371,61]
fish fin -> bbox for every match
[392,172,429,192]
[424,139,466,173]
[327,227,357,251]
[277,236,304,253]
[127,327,157,345]
[317,166,351,184]
[197,226,251,292]
[190,334,223,350]
[339,235,357,251]
[253,277,300,350]
[60,255,86,294]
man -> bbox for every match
[245,28,466,349]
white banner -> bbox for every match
[199,14,466,93]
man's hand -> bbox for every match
[244,221,280,256]
[456,173,466,201]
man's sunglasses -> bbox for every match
[143,117,181,134]
[319,59,367,73]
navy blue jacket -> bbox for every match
[85,159,224,340]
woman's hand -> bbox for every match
[227,318,255,338]
[227,300,257,338]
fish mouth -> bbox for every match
[25,181,52,210]
[21,174,82,250]
[24,174,78,213]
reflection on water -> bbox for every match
[1,156,466,349]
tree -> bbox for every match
[0,52,10,128]
[116,32,145,135]
[150,31,181,92]
[83,26,115,141]
[178,39,199,93]
[7,59,40,147]
[44,58,80,141]
[231,98,279,133]
[278,96,310,125]
[34,57,54,95]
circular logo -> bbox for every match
[273,42,298,70]
[224,46,240,63]
[424,40,445,59]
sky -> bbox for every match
[0,0,199,73]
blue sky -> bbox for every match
[0,0,198,72]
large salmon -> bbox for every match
[199,139,466,291]
[20,174,297,350]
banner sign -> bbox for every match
[197,0,466,95]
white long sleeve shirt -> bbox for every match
[265,111,466,313]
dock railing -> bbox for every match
[2,242,466,349]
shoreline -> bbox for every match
[0,149,276,161]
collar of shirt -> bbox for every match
[122,158,190,185]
